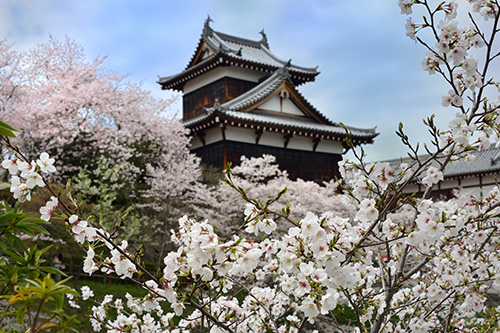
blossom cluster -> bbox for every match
[4,149,500,332]
[2,152,56,202]
[402,0,500,152]
[70,183,500,332]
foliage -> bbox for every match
[0,163,78,332]
[71,156,146,243]
[0,35,200,224]
[65,279,148,333]
[1,36,184,177]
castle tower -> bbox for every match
[158,17,377,181]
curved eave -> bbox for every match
[258,43,319,74]
[184,111,377,146]
[158,54,220,91]
[223,53,318,84]
[158,53,318,91]
[282,81,335,126]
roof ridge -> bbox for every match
[213,31,263,48]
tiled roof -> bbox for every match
[184,108,376,142]
[384,146,500,179]
[202,29,318,76]
[158,18,318,89]
[183,67,377,142]
[221,67,293,111]
[223,111,377,139]
[205,66,334,125]
[444,147,500,177]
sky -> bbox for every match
[0,0,463,161]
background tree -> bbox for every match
[1,35,199,191]
[190,155,354,235]
[0,37,201,265]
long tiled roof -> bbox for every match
[444,147,500,177]
[384,146,500,179]
[158,18,318,90]
[184,108,377,143]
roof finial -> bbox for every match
[285,59,292,67]
[259,29,269,48]
[277,66,291,79]
[214,97,221,111]
[203,15,213,36]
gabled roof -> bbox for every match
[209,66,333,124]
[158,17,319,91]
[184,66,378,145]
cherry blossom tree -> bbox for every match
[190,154,354,235]
[0,36,199,188]
[0,36,201,251]
[4,1,500,332]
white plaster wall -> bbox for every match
[190,135,203,150]
[316,140,344,154]
[480,175,498,188]
[205,127,223,145]
[406,184,420,193]
[287,136,312,151]
[282,98,305,116]
[189,127,222,149]
[193,125,346,153]
[183,67,263,94]
[460,177,481,187]
[258,95,281,112]
[225,126,255,143]
[439,179,460,190]
[403,176,496,198]
[258,131,286,148]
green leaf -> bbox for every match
[7,321,23,331]
[39,322,58,330]
[225,161,232,174]
[0,121,18,132]
[39,266,67,277]
[10,267,18,285]
[16,306,26,325]
[0,127,16,138]
[277,187,287,198]
[54,293,64,312]
[17,223,49,236]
